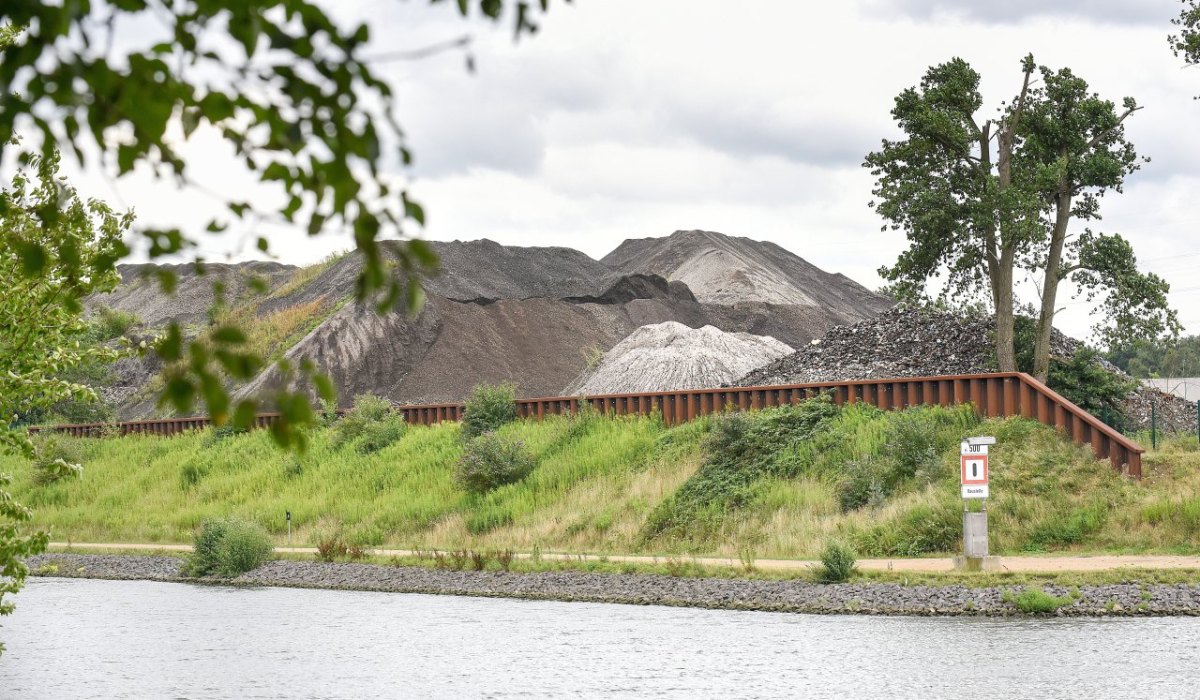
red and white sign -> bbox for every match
[960,437,992,499]
[960,454,989,485]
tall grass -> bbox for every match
[4,403,1198,558]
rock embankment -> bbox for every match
[565,322,792,395]
[26,554,1200,617]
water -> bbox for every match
[4,579,1200,699]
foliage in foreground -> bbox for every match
[0,146,127,653]
[185,518,274,578]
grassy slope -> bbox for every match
[6,407,1200,558]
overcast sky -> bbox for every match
[61,0,1200,339]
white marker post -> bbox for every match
[955,436,999,571]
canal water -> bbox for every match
[4,578,1199,698]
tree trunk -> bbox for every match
[1034,178,1073,382]
[993,247,1017,372]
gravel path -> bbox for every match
[25,554,1200,617]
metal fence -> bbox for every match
[30,371,1145,476]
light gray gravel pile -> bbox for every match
[565,322,793,395]
[26,554,1200,617]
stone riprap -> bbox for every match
[25,554,1200,617]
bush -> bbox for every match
[455,432,535,494]
[30,434,84,486]
[856,500,961,556]
[818,540,857,583]
[1005,586,1074,614]
[836,457,888,511]
[334,394,406,453]
[92,305,139,340]
[186,518,274,577]
[461,383,517,440]
[354,417,407,454]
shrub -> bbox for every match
[856,500,961,556]
[93,305,139,339]
[354,417,407,454]
[30,434,84,486]
[186,518,274,577]
[455,433,535,494]
[836,456,888,512]
[202,424,246,448]
[317,536,350,562]
[1005,586,1074,614]
[818,540,857,583]
[334,394,403,448]
[461,383,518,440]
[180,458,206,488]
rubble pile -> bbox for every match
[738,306,1196,434]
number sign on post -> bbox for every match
[960,437,994,500]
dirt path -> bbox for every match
[46,542,1200,573]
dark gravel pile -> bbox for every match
[737,306,1196,434]
[739,307,996,385]
[27,554,1200,617]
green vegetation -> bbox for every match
[818,540,857,583]
[333,395,407,455]
[455,433,536,494]
[185,518,274,578]
[5,401,1200,559]
[1004,586,1077,614]
[461,383,519,440]
[1108,335,1200,378]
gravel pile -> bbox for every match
[1126,387,1199,433]
[739,306,999,386]
[27,554,1200,617]
[565,322,792,395]
[737,306,1197,434]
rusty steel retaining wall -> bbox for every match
[30,372,1144,476]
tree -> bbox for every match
[866,56,1178,382]
[1172,0,1200,95]
[0,151,129,653]
[0,1,565,446]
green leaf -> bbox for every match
[211,325,247,345]
[17,242,46,276]
[402,194,425,226]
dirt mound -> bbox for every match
[566,322,792,396]
[604,230,892,319]
[90,232,889,415]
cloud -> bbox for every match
[870,0,1180,25]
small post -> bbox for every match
[286,510,292,547]
[1196,400,1199,445]
[955,436,1000,571]
[1151,399,1158,450]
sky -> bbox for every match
[51,0,1200,339]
